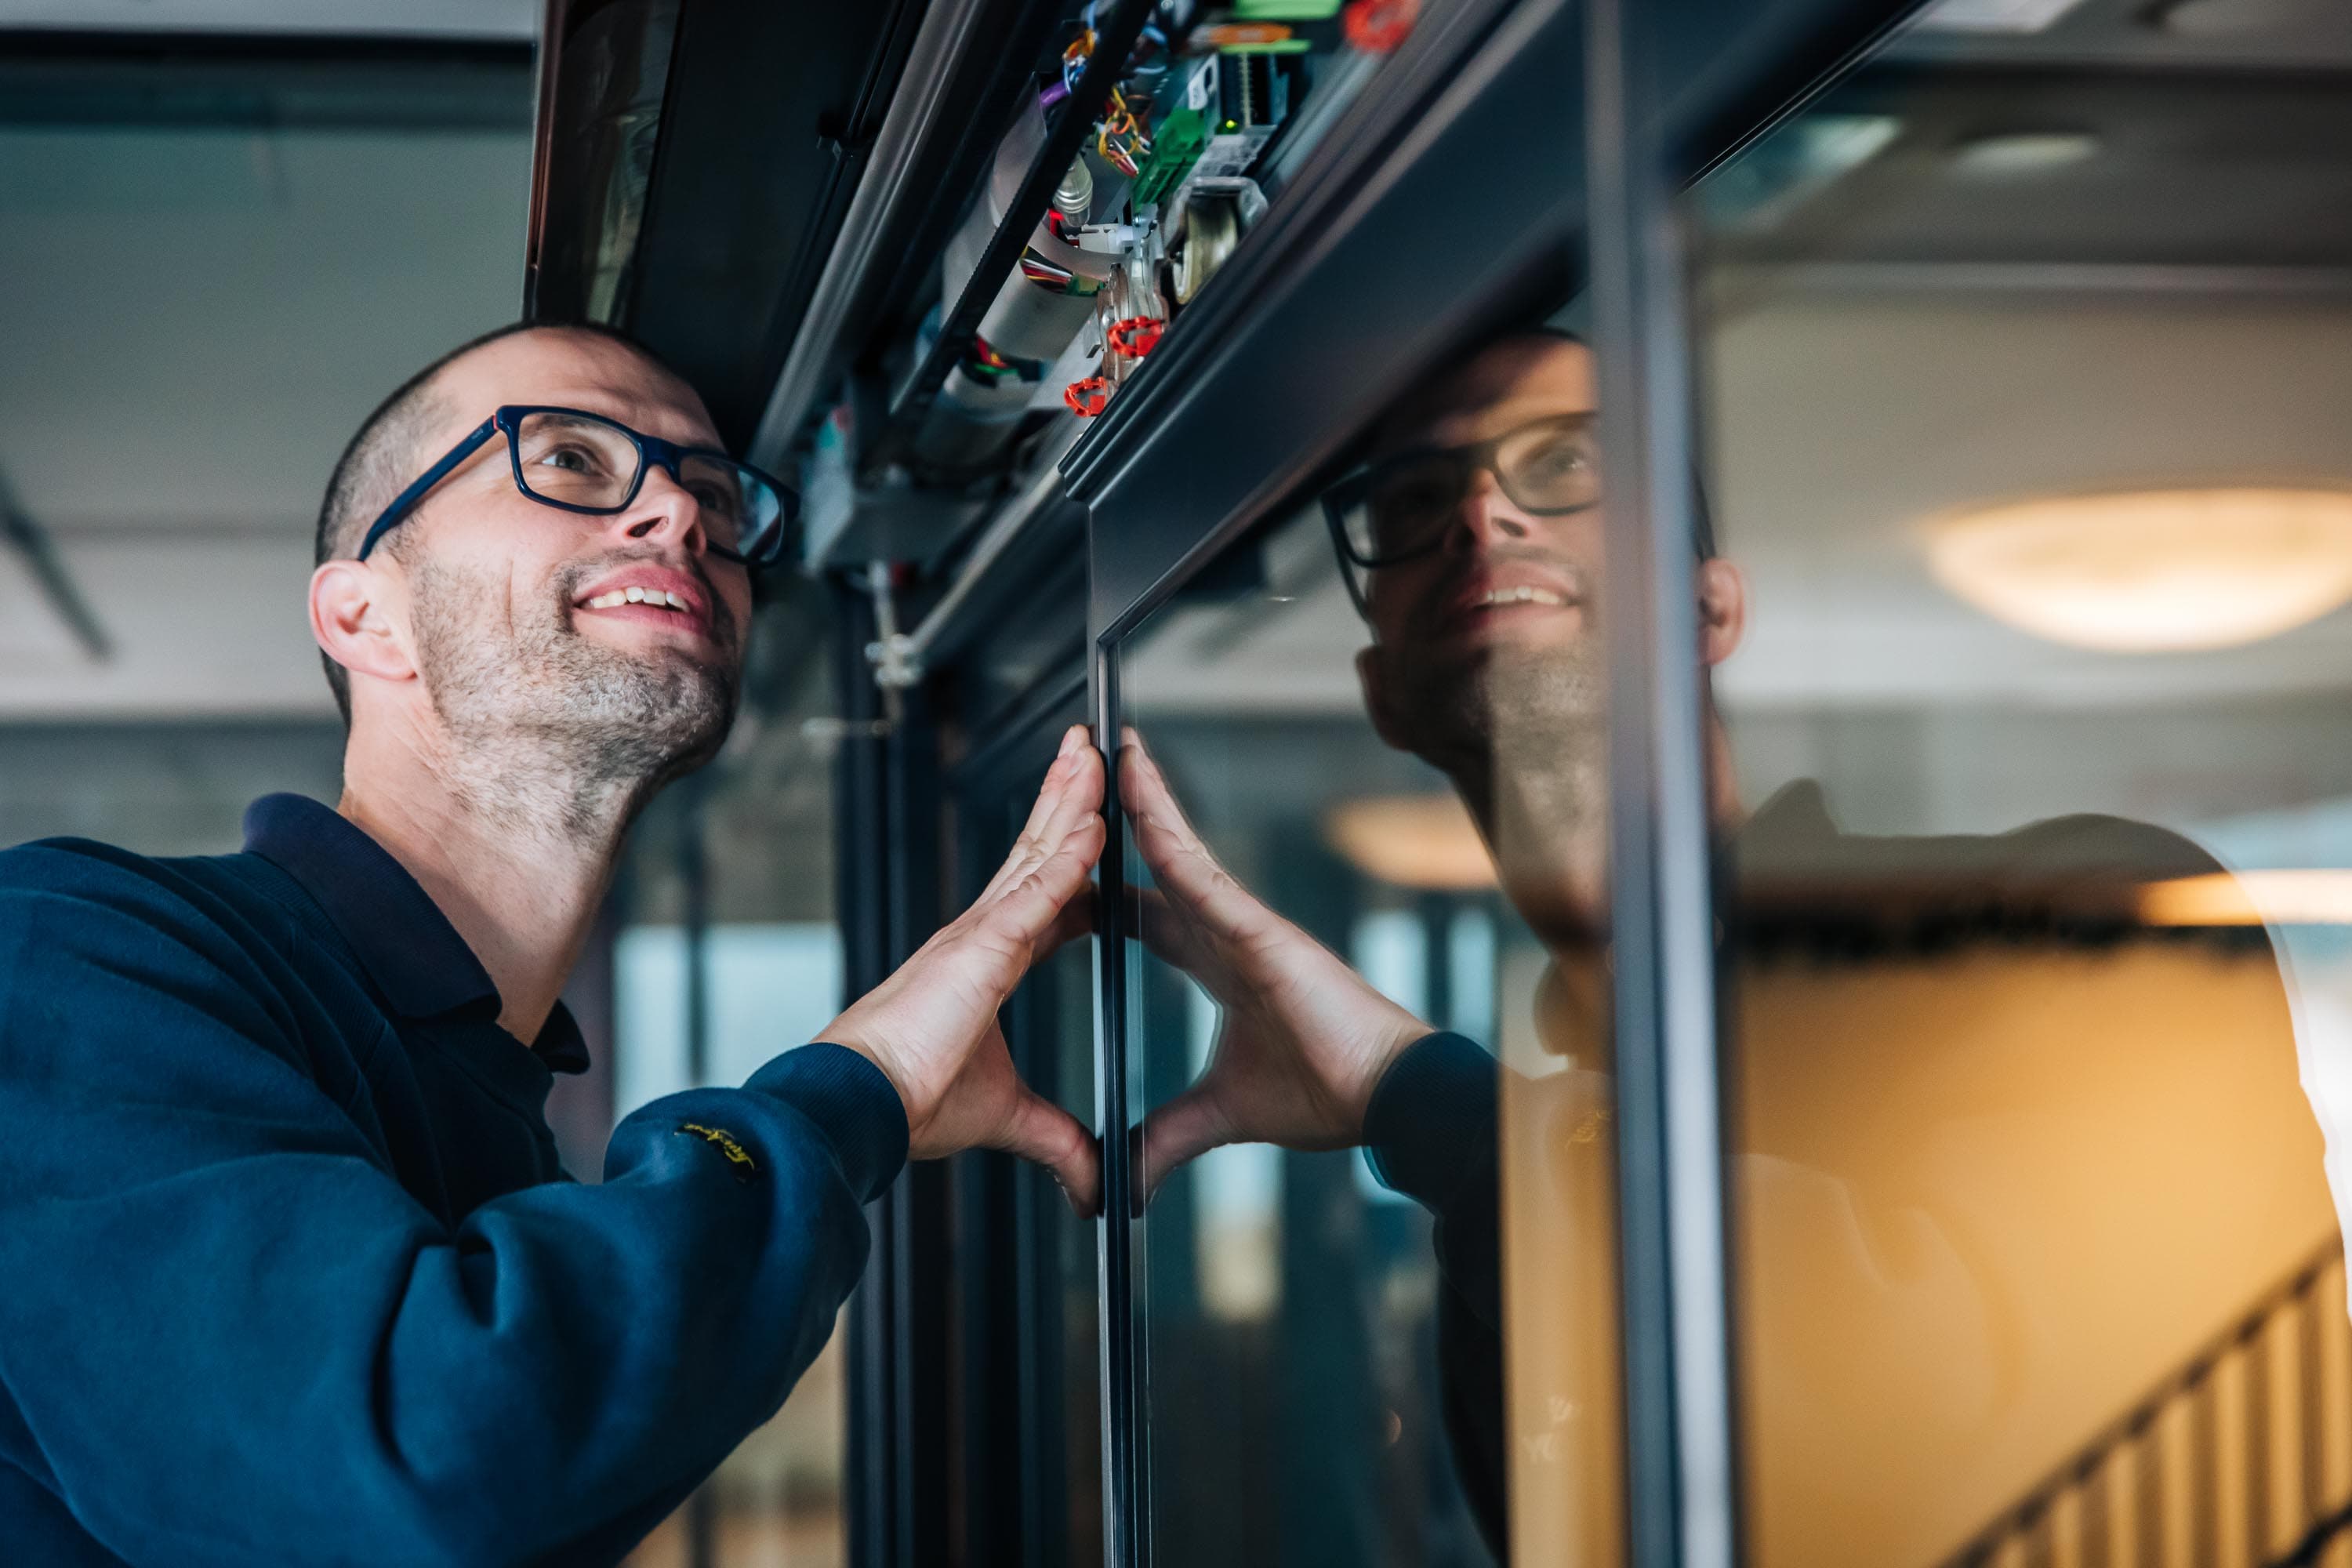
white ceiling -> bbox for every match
[0,121,532,717]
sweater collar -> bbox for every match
[241,793,588,1073]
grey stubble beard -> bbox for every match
[406,549,742,848]
[1381,634,1613,935]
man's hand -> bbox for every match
[820,725,1105,1214]
[1127,734,1435,1197]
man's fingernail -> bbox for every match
[1059,726,1081,758]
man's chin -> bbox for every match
[1383,639,1605,757]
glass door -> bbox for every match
[1077,2,2352,1566]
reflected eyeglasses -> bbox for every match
[1321,412,1603,572]
[354,405,799,568]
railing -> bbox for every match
[1944,1237,2352,1568]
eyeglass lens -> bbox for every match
[1355,416,1602,564]
[512,411,778,557]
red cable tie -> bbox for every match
[1345,0,1416,53]
[1107,317,1165,359]
[1065,376,1112,417]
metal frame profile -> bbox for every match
[1583,0,1737,1559]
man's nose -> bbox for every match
[608,462,710,557]
[1444,469,1535,554]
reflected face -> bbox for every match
[387,330,753,790]
[1362,337,1604,659]
[1357,337,1610,771]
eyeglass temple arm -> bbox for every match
[354,418,502,561]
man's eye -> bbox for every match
[535,444,599,474]
[689,483,742,519]
[1523,440,1590,479]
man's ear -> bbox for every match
[1356,644,1411,753]
[1697,558,1748,668]
[310,558,416,695]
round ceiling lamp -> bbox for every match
[2155,0,2333,38]
[1947,129,2101,179]
[1926,487,2352,652]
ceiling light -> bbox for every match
[1911,0,2094,34]
[1925,487,2352,652]
[2155,0,2335,38]
[2141,870,2352,926]
[1323,795,1496,891]
[1948,130,2102,179]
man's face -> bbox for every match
[1357,337,1608,766]
[1362,336,1604,660]
[368,329,754,797]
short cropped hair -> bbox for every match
[311,319,673,725]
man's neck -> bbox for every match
[338,720,640,1044]
[1452,709,1744,949]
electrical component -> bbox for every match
[1174,188,1243,304]
[1133,105,1206,206]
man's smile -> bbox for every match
[570,563,720,644]
[1431,564,1588,646]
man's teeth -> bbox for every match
[583,587,692,612]
[1475,586,1570,608]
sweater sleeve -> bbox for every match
[0,845,905,1568]
[1363,1031,1503,1330]
[1363,1031,1510,1557]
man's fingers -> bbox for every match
[976,730,1086,903]
[989,1087,1102,1218]
[978,733,1103,907]
[1138,1082,1233,1203]
[978,815,1107,960]
[1120,742,1225,902]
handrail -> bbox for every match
[1942,1235,2352,1568]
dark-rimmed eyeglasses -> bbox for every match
[354,405,798,568]
[1321,412,1602,572]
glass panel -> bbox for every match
[1690,4,2352,1564]
[1115,343,1628,1560]
[986,745,1105,1568]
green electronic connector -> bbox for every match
[1134,106,1206,207]
[1231,0,1343,16]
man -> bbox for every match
[0,322,1104,1567]
[1130,329,2336,1563]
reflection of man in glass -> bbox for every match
[1132,329,2336,1565]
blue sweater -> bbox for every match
[0,794,907,1567]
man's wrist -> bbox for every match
[1348,1020,1444,1137]
[822,1032,921,1130]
